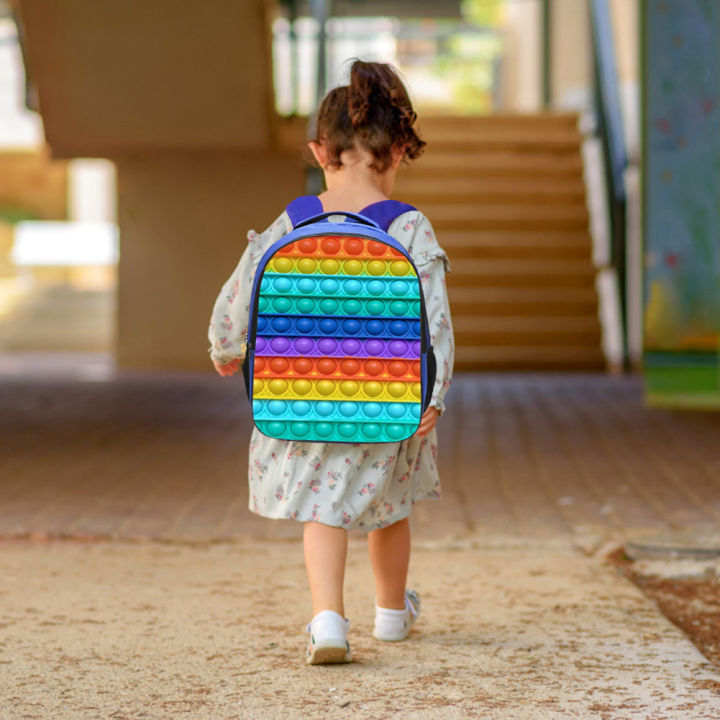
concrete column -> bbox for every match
[551,0,592,110]
[500,1,542,111]
[116,151,304,371]
[610,0,639,159]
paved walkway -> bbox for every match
[2,539,720,719]
[3,366,720,719]
[1,367,720,545]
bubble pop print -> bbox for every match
[243,210,436,443]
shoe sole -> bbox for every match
[307,643,352,665]
[373,631,409,642]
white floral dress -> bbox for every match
[208,207,454,531]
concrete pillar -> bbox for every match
[610,0,639,159]
[551,0,592,110]
[500,1,542,111]
[116,152,305,371]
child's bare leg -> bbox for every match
[367,517,410,609]
[303,521,348,617]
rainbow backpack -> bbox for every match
[242,196,436,444]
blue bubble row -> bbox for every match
[257,315,420,340]
[260,273,420,300]
[253,398,421,424]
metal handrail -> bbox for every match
[589,0,629,366]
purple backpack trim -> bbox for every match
[286,196,416,232]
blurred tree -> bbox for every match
[424,0,506,114]
[462,0,504,26]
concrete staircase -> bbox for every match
[0,283,114,353]
[395,113,604,371]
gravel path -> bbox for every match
[2,537,720,719]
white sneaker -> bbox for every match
[373,589,421,642]
[306,610,352,665]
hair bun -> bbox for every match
[312,60,426,173]
[348,60,386,128]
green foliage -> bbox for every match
[421,3,505,115]
[0,206,38,225]
[461,0,505,28]
[439,32,503,113]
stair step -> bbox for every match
[389,112,602,371]
[426,204,587,221]
[447,245,591,261]
[400,191,587,207]
[435,230,592,248]
[454,332,602,348]
[451,301,598,317]
[436,219,589,233]
[448,286,598,315]
[418,131,582,153]
[427,204,588,232]
[450,296,597,316]
[454,345,605,371]
[453,315,601,334]
[395,176,586,203]
[449,259,596,287]
[449,285,598,302]
[438,230,592,259]
[418,113,580,132]
[404,152,584,178]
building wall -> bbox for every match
[16,0,274,157]
[116,151,305,370]
[14,0,309,369]
[643,0,720,407]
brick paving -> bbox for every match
[2,363,720,544]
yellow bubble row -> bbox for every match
[253,377,421,403]
[268,256,412,277]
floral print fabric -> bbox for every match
[208,209,454,530]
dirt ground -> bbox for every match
[610,548,720,671]
[2,538,720,720]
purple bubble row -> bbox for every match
[255,335,421,360]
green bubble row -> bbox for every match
[257,295,420,318]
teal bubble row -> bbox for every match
[255,418,417,443]
[253,398,421,424]
[257,295,421,319]
[259,273,420,300]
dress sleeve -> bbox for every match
[404,213,455,412]
[208,211,291,366]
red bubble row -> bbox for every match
[254,355,421,381]
[276,235,405,260]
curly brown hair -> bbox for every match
[311,60,426,173]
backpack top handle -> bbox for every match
[292,210,380,231]
[286,196,417,232]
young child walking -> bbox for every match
[208,60,454,664]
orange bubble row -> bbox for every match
[277,235,405,261]
[254,355,421,382]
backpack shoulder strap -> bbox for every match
[286,196,323,228]
[359,200,417,232]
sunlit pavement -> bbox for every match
[3,539,720,720]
